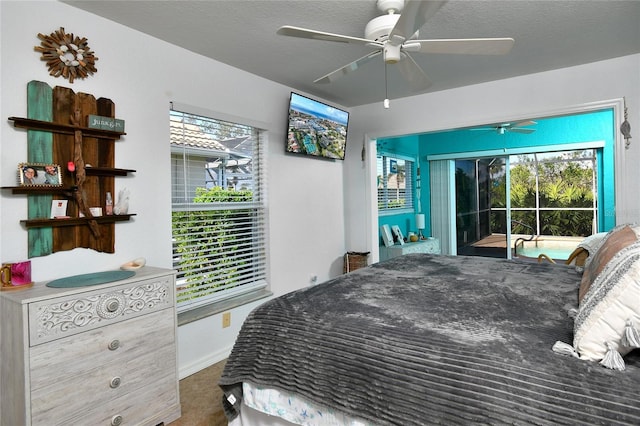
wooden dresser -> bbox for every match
[0,266,181,426]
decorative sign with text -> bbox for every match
[88,114,125,132]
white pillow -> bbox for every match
[577,232,608,255]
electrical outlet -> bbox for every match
[222,312,231,328]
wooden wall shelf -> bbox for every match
[85,166,136,176]
[21,214,136,229]
[8,81,134,257]
[3,186,71,195]
[8,116,125,139]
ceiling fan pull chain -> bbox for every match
[384,63,390,109]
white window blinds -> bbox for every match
[377,155,414,212]
[170,109,267,312]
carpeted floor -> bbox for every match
[169,359,228,426]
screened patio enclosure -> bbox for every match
[455,149,598,260]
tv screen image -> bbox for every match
[286,92,349,160]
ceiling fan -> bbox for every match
[471,120,537,135]
[276,0,514,106]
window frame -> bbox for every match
[169,104,270,317]
[377,152,416,216]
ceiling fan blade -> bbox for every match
[513,120,537,127]
[277,25,379,47]
[510,128,536,134]
[388,0,447,45]
[396,53,432,91]
[314,51,382,84]
[415,38,515,55]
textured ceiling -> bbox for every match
[64,0,640,108]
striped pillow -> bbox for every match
[573,239,640,367]
[578,224,640,303]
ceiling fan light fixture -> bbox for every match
[383,44,401,63]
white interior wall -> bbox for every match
[0,1,347,378]
[344,54,640,256]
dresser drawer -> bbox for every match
[30,310,177,424]
[34,374,179,426]
[30,308,175,390]
[28,274,174,346]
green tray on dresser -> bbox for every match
[46,270,135,288]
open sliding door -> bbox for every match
[455,157,511,258]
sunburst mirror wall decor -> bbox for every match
[34,27,98,83]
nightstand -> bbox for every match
[379,238,441,261]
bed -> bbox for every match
[219,224,640,425]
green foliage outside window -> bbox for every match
[173,187,253,303]
[379,198,406,209]
[490,152,595,236]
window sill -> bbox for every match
[379,208,415,217]
[177,288,273,327]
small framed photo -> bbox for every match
[391,225,405,245]
[380,224,393,247]
[50,200,69,218]
[18,163,62,186]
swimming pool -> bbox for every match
[514,236,582,261]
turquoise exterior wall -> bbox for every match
[377,109,616,241]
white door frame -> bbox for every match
[364,98,626,262]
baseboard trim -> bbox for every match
[179,346,232,379]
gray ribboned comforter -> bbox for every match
[219,254,640,425]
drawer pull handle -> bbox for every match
[111,415,123,426]
[108,339,120,351]
[106,299,120,312]
[110,376,121,388]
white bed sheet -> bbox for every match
[228,382,371,426]
[229,403,297,426]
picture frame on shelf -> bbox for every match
[18,163,62,186]
[50,200,69,219]
[380,224,393,247]
[391,225,405,245]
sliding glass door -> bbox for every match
[454,149,597,260]
[455,157,509,258]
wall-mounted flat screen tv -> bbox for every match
[286,92,349,160]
